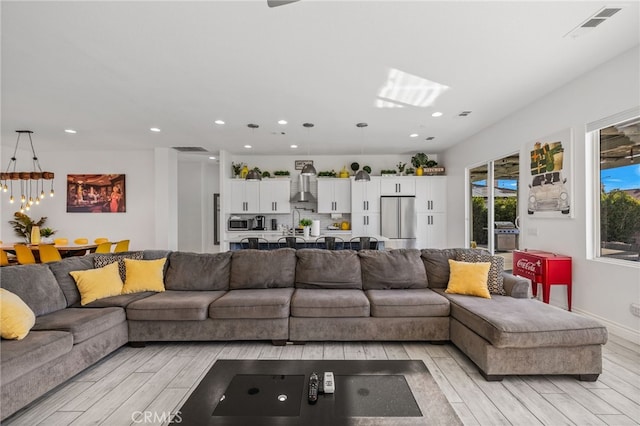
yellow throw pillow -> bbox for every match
[122,258,166,294]
[70,262,124,306]
[445,259,492,299]
[0,288,36,340]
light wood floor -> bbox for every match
[5,335,639,426]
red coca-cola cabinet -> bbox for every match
[512,249,572,311]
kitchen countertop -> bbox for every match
[226,231,388,243]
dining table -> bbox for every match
[1,243,99,262]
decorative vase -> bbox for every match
[30,226,41,244]
[416,167,424,176]
[303,226,310,238]
[240,166,249,179]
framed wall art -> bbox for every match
[522,128,573,218]
[67,174,126,213]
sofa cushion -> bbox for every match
[445,260,492,299]
[291,289,370,317]
[0,263,67,316]
[164,251,231,291]
[295,249,362,289]
[366,289,450,317]
[359,249,427,290]
[0,330,73,384]
[47,255,96,306]
[437,289,608,348]
[32,307,125,344]
[456,251,505,295]
[126,290,226,321]
[0,288,36,340]
[122,258,166,294]
[421,248,460,289]
[70,262,124,305]
[230,249,296,289]
[94,251,144,281]
[81,292,156,308]
[209,288,294,319]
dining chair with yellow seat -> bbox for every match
[54,238,69,246]
[74,238,89,245]
[39,244,62,263]
[114,240,130,252]
[1,249,10,266]
[95,242,113,253]
[14,244,36,265]
[94,237,109,244]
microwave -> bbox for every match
[228,218,252,231]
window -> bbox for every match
[593,114,640,262]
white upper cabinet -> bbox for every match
[229,180,261,213]
[351,177,381,213]
[415,176,447,213]
[317,179,351,213]
[379,176,416,195]
[259,179,290,213]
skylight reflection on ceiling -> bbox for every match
[376,68,449,108]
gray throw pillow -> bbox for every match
[164,251,231,291]
[295,249,362,289]
[421,248,459,289]
[359,249,428,290]
[456,250,506,295]
[94,251,144,282]
[230,248,296,289]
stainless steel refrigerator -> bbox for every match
[380,196,417,248]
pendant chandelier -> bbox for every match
[1,130,55,212]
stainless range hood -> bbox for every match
[291,174,316,203]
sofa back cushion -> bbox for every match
[164,251,231,291]
[0,264,67,316]
[359,249,427,290]
[295,249,362,289]
[230,248,296,289]
[48,255,96,306]
[421,248,460,289]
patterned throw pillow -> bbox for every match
[94,252,144,282]
[455,251,505,295]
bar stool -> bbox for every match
[314,236,345,250]
[349,236,379,250]
[277,236,306,249]
[239,237,269,250]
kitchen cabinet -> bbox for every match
[351,213,380,236]
[380,177,416,195]
[317,179,351,213]
[351,177,380,213]
[229,180,260,213]
[416,212,447,248]
[415,176,447,213]
[259,179,290,213]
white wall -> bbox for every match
[0,149,157,250]
[442,46,640,343]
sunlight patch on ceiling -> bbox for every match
[376,68,449,108]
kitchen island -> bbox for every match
[227,231,388,250]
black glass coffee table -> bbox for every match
[172,359,461,425]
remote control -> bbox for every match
[323,372,335,394]
[308,372,319,404]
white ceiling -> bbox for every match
[2,1,639,157]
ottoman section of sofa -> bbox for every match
[291,289,370,318]
[0,330,73,384]
[126,290,226,321]
[209,288,294,319]
[32,307,126,344]
[438,290,608,348]
[366,289,450,317]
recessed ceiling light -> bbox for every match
[214,120,225,125]
[278,120,288,125]
[209,156,216,160]
[150,127,161,132]
[431,112,443,117]
[64,129,77,134]
[244,145,252,149]
[290,144,298,149]
[409,133,419,138]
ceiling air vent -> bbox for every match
[565,7,622,38]
[172,147,208,152]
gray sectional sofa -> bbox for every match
[0,247,608,421]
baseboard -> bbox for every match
[572,307,640,349]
